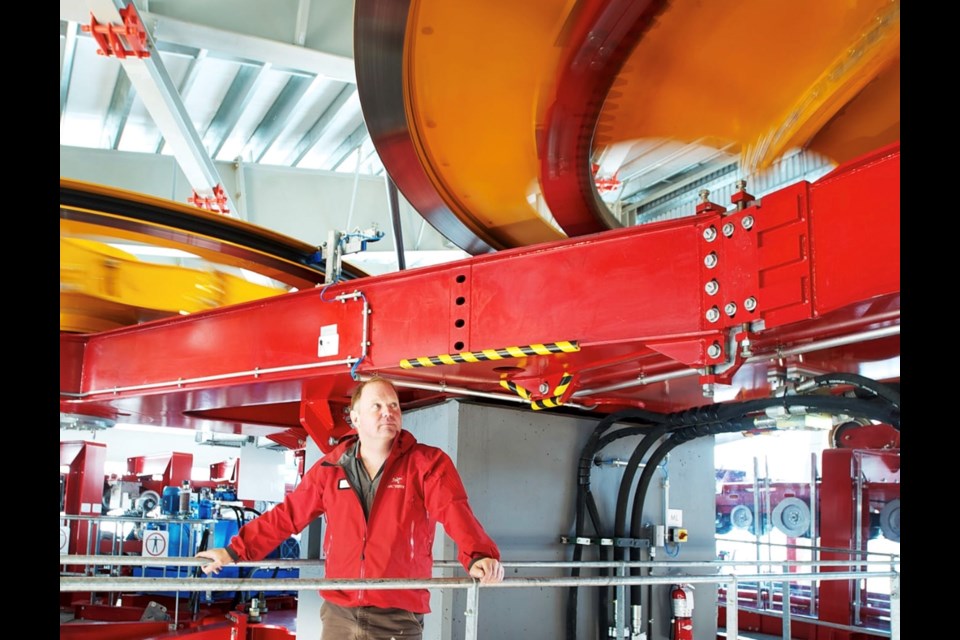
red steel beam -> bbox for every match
[60,144,899,445]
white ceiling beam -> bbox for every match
[294,0,312,47]
[60,21,79,118]
[80,0,236,213]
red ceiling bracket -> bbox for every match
[695,189,727,216]
[300,398,352,453]
[82,5,150,60]
[730,179,756,211]
[592,164,622,194]
[188,184,231,215]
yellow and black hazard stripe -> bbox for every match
[531,396,563,411]
[551,372,574,397]
[399,340,579,369]
[530,372,575,410]
[500,372,575,411]
[499,379,531,399]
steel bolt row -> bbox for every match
[705,297,758,322]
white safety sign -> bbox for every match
[142,530,170,557]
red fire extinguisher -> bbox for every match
[670,584,695,640]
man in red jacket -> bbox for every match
[197,376,504,639]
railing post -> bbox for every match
[781,571,791,640]
[86,518,95,604]
[890,570,899,640]
[853,452,864,625]
[464,580,480,640]
[726,576,738,640]
[809,451,818,617]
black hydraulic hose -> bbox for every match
[606,409,720,633]
[628,436,677,608]
[714,394,899,428]
[566,410,666,640]
[571,379,897,639]
[626,417,757,624]
[567,419,613,640]
[189,527,212,617]
[803,373,900,411]
[613,424,674,551]
[587,427,650,639]
[567,496,588,640]
[628,415,775,544]
[588,420,650,626]
[622,389,899,548]
[612,423,674,620]
[594,426,649,453]
[227,506,246,527]
[611,378,899,638]
[629,389,896,530]
[571,482,612,639]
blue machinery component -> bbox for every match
[132,506,301,598]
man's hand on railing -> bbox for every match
[468,557,504,584]
[195,548,234,575]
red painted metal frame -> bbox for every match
[59,620,170,640]
[61,606,276,639]
[819,448,900,638]
[717,447,899,639]
[60,440,107,560]
[126,452,193,485]
[60,144,900,451]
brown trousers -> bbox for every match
[320,600,425,640]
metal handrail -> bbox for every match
[60,556,899,640]
[60,554,898,570]
[60,512,899,640]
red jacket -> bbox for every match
[226,430,500,613]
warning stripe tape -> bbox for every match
[400,341,579,369]
[500,372,575,411]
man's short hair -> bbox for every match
[349,375,395,409]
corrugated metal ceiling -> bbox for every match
[60,0,745,226]
[60,0,381,194]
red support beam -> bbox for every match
[59,144,899,447]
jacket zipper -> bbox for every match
[358,525,367,603]
[359,454,398,605]
[323,437,407,606]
